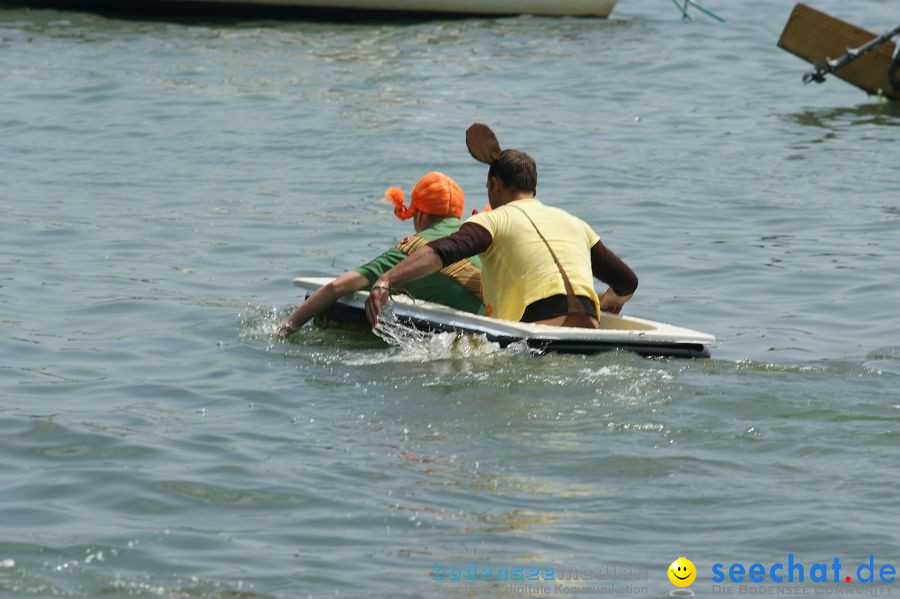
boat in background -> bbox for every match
[10,0,618,18]
[294,277,716,359]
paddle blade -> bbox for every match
[777,3,899,100]
[466,123,502,164]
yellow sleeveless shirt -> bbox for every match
[466,198,601,322]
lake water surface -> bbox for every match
[1,1,898,597]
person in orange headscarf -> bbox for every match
[278,172,484,336]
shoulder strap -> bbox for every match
[509,204,596,328]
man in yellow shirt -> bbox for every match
[365,125,637,328]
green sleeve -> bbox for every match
[354,247,408,286]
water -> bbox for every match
[1,0,898,597]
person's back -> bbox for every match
[466,198,596,321]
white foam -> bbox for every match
[354,301,533,364]
[238,303,284,339]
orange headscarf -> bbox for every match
[385,171,464,221]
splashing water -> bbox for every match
[236,298,534,363]
[368,300,534,363]
[238,303,285,339]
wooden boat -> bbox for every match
[13,0,618,17]
[294,277,716,358]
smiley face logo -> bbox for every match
[668,557,697,587]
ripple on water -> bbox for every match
[1,1,899,597]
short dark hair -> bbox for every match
[488,149,537,194]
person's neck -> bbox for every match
[493,191,535,208]
[414,214,455,233]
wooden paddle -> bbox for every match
[466,123,502,164]
[778,4,900,100]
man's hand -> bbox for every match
[365,281,392,326]
[598,287,633,315]
[276,322,296,337]
[362,246,443,326]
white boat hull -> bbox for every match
[294,277,716,358]
[162,0,617,16]
[13,0,616,17]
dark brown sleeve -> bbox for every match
[591,241,638,295]
[427,222,493,267]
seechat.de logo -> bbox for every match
[712,555,897,584]
[669,557,697,596]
